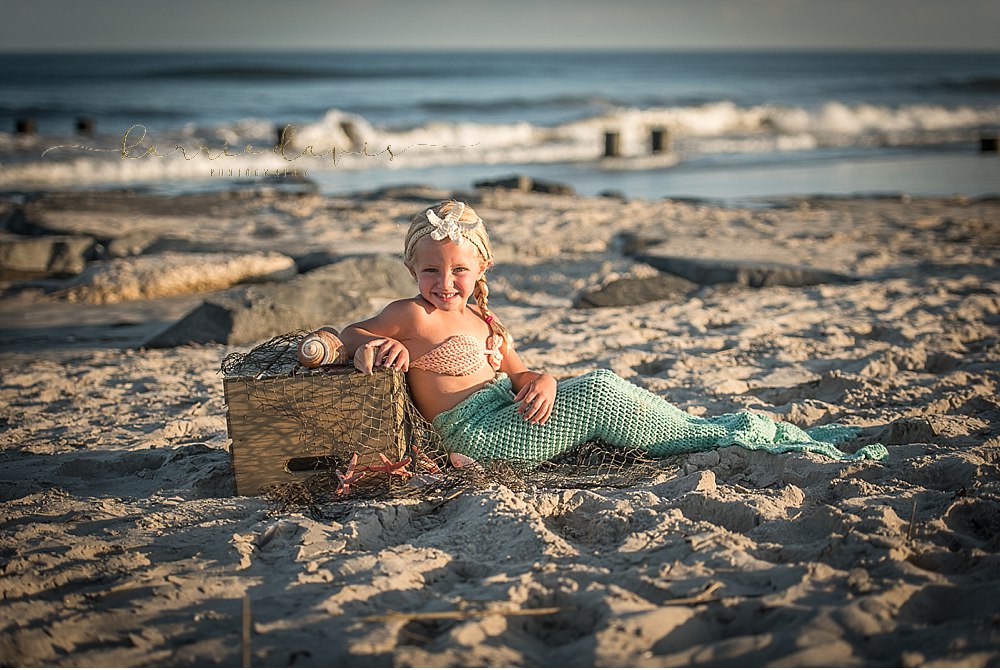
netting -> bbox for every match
[221,332,446,496]
[220,332,663,517]
[256,443,665,521]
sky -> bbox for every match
[1,0,999,52]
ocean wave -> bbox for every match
[134,64,474,81]
[418,94,619,114]
[3,100,997,187]
[0,102,189,120]
[932,76,1000,94]
[290,101,1000,157]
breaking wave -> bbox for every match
[2,100,997,187]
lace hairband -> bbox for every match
[412,201,489,259]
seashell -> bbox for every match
[449,452,480,469]
[297,329,347,368]
[354,342,377,375]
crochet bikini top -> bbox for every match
[409,333,504,376]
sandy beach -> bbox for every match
[1,185,998,666]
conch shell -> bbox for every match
[297,328,347,368]
[354,342,377,375]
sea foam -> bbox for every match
[2,101,996,187]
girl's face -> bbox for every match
[409,237,490,312]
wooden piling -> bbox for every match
[604,131,621,158]
[276,123,293,148]
[651,127,669,154]
[15,118,36,135]
[980,135,998,153]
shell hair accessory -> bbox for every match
[426,202,482,246]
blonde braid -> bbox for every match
[474,276,510,348]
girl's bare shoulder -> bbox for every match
[380,296,434,321]
[370,297,435,336]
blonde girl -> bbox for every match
[335,200,887,465]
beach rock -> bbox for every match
[0,204,26,232]
[475,175,533,191]
[103,230,163,258]
[474,175,575,195]
[3,207,162,261]
[292,250,341,274]
[63,251,297,304]
[23,190,241,224]
[631,253,857,287]
[139,238,235,255]
[614,231,667,255]
[144,254,413,348]
[0,233,96,278]
[574,274,698,308]
[356,184,450,201]
[532,179,575,195]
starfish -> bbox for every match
[333,453,365,496]
[426,202,481,245]
[368,453,413,479]
[410,444,441,475]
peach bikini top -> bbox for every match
[409,332,504,376]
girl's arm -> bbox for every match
[500,342,557,425]
[338,299,416,371]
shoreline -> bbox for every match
[1,185,998,666]
[2,138,999,205]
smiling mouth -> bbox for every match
[435,292,459,301]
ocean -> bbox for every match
[1,50,999,202]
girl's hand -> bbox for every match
[365,337,410,372]
[513,373,557,425]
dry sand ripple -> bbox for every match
[0,190,998,666]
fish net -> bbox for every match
[221,332,663,518]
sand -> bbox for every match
[1,186,998,666]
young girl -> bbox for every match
[333,200,887,465]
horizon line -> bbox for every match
[3,46,1000,55]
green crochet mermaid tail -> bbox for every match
[432,369,888,464]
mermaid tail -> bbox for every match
[432,369,888,464]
